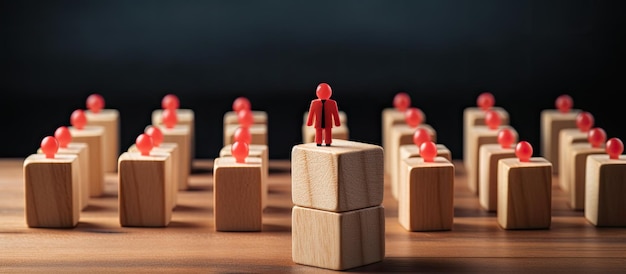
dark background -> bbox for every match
[2,0,625,160]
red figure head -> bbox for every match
[238,109,254,128]
[606,137,624,160]
[393,92,411,112]
[162,108,178,129]
[135,133,153,156]
[498,128,515,149]
[145,126,164,147]
[515,141,533,162]
[485,110,501,130]
[413,128,431,151]
[161,94,180,110]
[40,136,59,159]
[70,109,87,130]
[576,111,594,132]
[316,83,332,100]
[233,97,251,112]
[231,141,249,163]
[477,92,495,111]
[54,126,72,148]
[587,128,606,148]
[404,107,423,128]
[420,141,437,162]
[86,93,105,113]
[234,127,252,144]
[555,94,573,113]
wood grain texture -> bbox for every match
[152,108,196,162]
[497,157,552,230]
[118,152,172,227]
[158,124,191,189]
[223,123,268,146]
[389,124,436,200]
[399,157,454,231]
[558,128,589,191]
[291,140,383,212]
[86,109,120,173]
[462,107,509,169]
[38,142,90,210]
[540,109,580,174]
[219,144,269,209]
[467,125,517,196]
[69,125,105,197]
[381,108,426,175]
[129,143,180,209]
[398,143,451,200]
[23,154,80,228]
[292,205,385,271]
[213,157,263,232]
[223,110,267,125]
[568,143,605,210]
[585,155,626,227]
[478,144,516,212]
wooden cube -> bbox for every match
[381,108,426,175]
[23,154,80,228]
[397,143,451,201]
[291,139,383,212]
[223,123,267,146]
[302,111,349,144]
[567,143,605,210]
[152,108,196,164]
[585,155,626,227]
[540,109,580,174]
[463,107,509,167]
[118,151,173,227]
[292,205,385,271]
[478,144,516,212]
[399,157,454,231]
[213,157,263,231]
[158,124,191,189]
[389,124,437,200]
[223,110,267,125]
[128,143,180,209]
[86,109,120,173]
[219,144,269,209]
[558,128,589,191]
[497,157,552,230]
[38,143,90,210]
[466,125,517,195]
[69,125,105,197]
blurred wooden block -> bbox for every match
[585,155,626,227]
[213,157,263,232]
[397,143,451,201]
[118,151,173,227]
[38,143,90,210]
[478,144,516,212]
[152,109,196,164]
[86,109,120,173]
[223,124,267,146]
[292,205,385,271]
[158,125,191,189]
[463,107,509,168]
[129,143,180,209]
[381,108,426,175]
[69,125,105,197]
[23,154,80,228]
[558,128,588,191]
[223,110,267,125]
[219,144,269,209]
[497,157,552,230]
[399,157,454,231]
[466,125,517,195]
[567,143,605,210]
[540,109,580,175]
[291,140,383,212]
[389,124,436,200]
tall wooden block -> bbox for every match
[292,205,385,271]
[213,157,263,231]
[158,124,191,189]
[389,124,437,200]
[497,158,552,230]
[291,139,383,212]
[219,144,269,209]
[585,155,626,227]
[463,107,509,167]
[540,109,580,174]
[129,143,180,209]
[152,109,196,164]
[69,125,105,197]
[397,143,451,202]
[558,128,588,191]
[382,108,426,175]
[86,109,120,173]
[118,152,173,227]
[223,110,267,125]
[478,144,516,212]
[38,143,90,210]
[399,157,454,231]
[466,125,517,195]
[23,154,80,228]
[223,124,267,146]
[568,143,605,210]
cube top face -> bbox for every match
[560,128,587,142]
[214,156,262,168]
[223,110,267,125]
[540,109,581,120]
[119,152,169,162]
[68,125,104,137]
[587,154,626,165]
[400,144,451,159]
[405,156,453,168]
[67,142,88,151]
[383,107,426,124]
[153,109,195,123]
[128,144,175,155]
[473,125,516,137]
[393,123,435,137]
[480,143,515,155]
[500,157,552,169]
[291,140,384,212]
[25,154,77,164]
[85,109,119,121]
[464,107,509,124]
[571,143,604,154]
[157,124,190,135]
[219,145,264,158]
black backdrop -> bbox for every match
[2,0,625,160]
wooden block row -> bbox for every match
[381,108,426,175]
[223,110,267,125]
[223,124,268,146]
[463,107,509,169]
[540,109,580,174]
[86,109,120,173]
[152,109,196,168]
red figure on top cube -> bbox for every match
[306,83,341,146]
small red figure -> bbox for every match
[555,94,573,113]
[404,107,423,128]
[587,128,607,148]
[41,136,59,159]
[162,108,178,129]
[606,137,624,160]
[576,111,594,132]
[306,83,340,146]
[477,92,495,111]
[162,94,180,110]
[145,126,164,147]
[420,141,437,162]
[135,133,153,156]
[54,126,72,149]
[70,109,87,130]
[393,92,411,112]
[237,109,254,128]
[516,141,533,162]
[231,141,249,163]
[234,127,252,144]
[233,97,251,113]
[498,128,515,149]
[485,110,501,130]
[413,127,431,152]
[86,94,105,113]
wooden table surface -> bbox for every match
[1,158,625,273]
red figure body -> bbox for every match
[306,83,340,146]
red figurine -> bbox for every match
[306,83,340,146]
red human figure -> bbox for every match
[306,83,341,146]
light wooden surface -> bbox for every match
[389,124,436,200]
[158,124,191,189]
[478,144,515,212]
[38,142,90,210]
[1,158,626,272]
[462,107,509,168]
[152,108,196,161]
[381,108,427,175]
[540,109,580,174]
[69,125,105,197]
[223,123,268,146]
[558,128,589,191]
[585,155,626,227]
[86,109,120,173]
[220,144,269,209]
[568,144,605,210]
[466,125,516,195]
[128,143,180,208]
